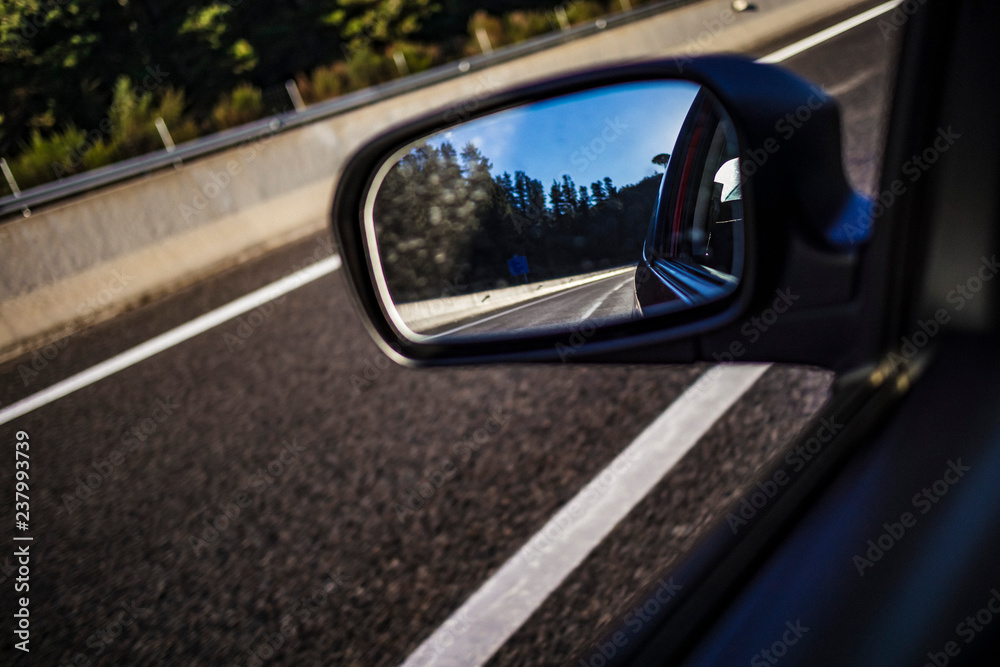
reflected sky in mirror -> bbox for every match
[430,81,700,189]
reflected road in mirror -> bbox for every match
[418,267,636,339]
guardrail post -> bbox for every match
[285,79,306,112]
[154,117,184,169]
[1,158,21,198]
[555,6,571,31]
[155,117,176,152]
[476,28,494,54]
[393,51,409,76]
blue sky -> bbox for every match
[429,80,701,192]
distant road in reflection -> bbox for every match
[426,271,637,340]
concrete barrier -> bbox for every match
[0,0,875,363]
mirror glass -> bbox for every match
[364,80,744,342]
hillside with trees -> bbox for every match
[0,0,643,195]
[373,140,659,302]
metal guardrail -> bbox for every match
[0,0,701,220]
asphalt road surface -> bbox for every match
[0,3,899,665]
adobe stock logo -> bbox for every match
[578,578,683,667]
[853,459,970,577]
[570,118,629,173]
[712,288,800,363]
[923,586,1000,666]
[750,620,810,666]
[725,415,843,534]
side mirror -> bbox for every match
[333,56,872,368]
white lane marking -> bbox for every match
[0,255,342,426]
[402,364,771,667]
[579,275,633,322]
[758,0,903,64]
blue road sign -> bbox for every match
[507,255,529,277]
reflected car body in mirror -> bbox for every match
[634,89,743,318]
[363,81,743,342]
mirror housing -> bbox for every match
[333,55,871,369]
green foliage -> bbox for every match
[343,45,395,90]
[0,0,636,194]
[211,83,265,130]
[297,40,441,103]
[393,41,441,74]
[0,0,245,156]
[565,1,606,25]
[157,89,201,145]
[0,75,210,192]
[78,138,117,171]
[9,127,88,189]
[2,124,116,192]
[464,2,608,54]
[103,77,200,156]
[330,0,440,51]
[503,11,554,43]
[468,10,507,53]
[108,77,158,154]
[297,63,350,104]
